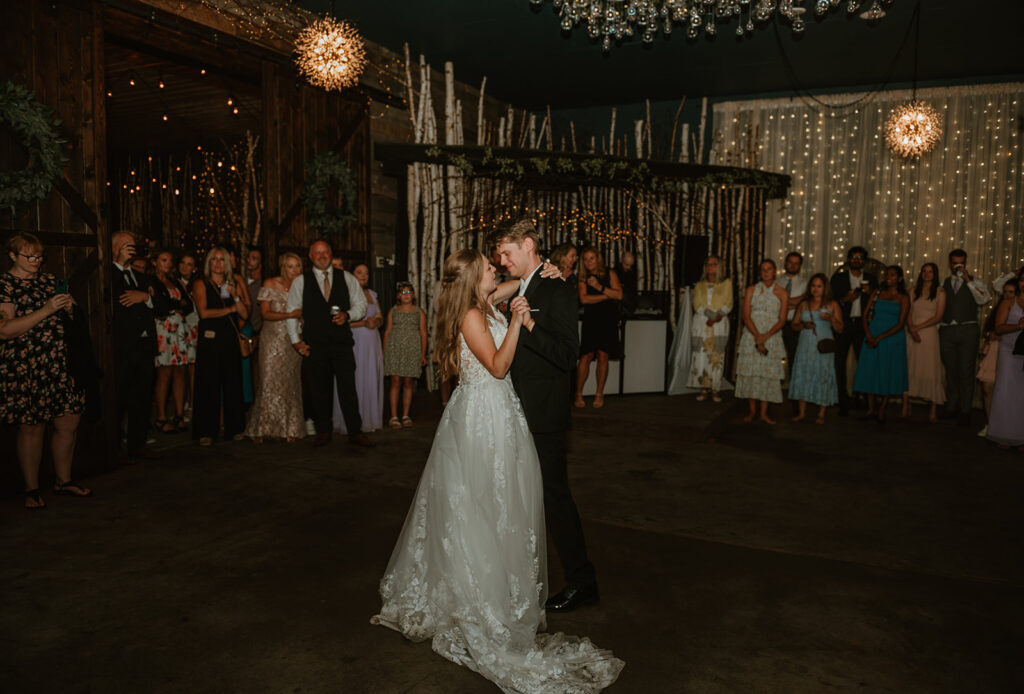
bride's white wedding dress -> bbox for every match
[371,311,624,693]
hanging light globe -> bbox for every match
[884,99,943,159]
[294,16,367,91]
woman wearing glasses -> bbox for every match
[0,233,90,508]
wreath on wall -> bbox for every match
[302,151,357,236]
[0,81,67,212]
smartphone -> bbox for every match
[55,277,69,295]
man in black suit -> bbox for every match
[829,246,877,416]
[494,220,598,613]
[111,231,167,460]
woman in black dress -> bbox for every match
[0,233,90,508]
[574,247,622,408]
[191,247,249,446]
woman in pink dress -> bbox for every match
[334,264,384,433]
[902,262,946,421]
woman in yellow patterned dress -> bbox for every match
[687,255,733,402]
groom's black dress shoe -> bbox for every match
[313,433,331,447]
[545,585,599,613]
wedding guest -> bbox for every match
[986,278,1024,450]
[549,242,578,284]
[225,245,255,407]
[853,265,910,422]
[245,252,305,443]
[830,246,877,416]
[383,281,428,428]
[687,254,732,402]
[244,248,264,334]
[152,249,194,433]
[112,231,168,460]
[334,263,384,434]
[574,247,622,409]
[939,249,992,426]
[130,254,151,277]
[176,252,200,423]
[788,273,843,424]
[902,263,946,421]
[780,252,808,394]
[192,247,249,446]
[736,259,788,424]
[614,250,638,318]
[1,233,90,508]
[286,240,373,447]
[976,283,1015,436]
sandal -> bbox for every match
[574,396,586,408]
[174,415,187,432]
[592,394,604,409]
[199,437,213,446]
[24,489,46,510]
[155,418,176,434]
[388,417,402,429]
[53,480,92,497]
[402,416,413,428]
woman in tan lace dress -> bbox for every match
[245,253,305,442]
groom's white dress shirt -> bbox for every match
[518,262,544,297]
[286,266,366,344]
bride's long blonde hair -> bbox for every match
[435,249,494,380]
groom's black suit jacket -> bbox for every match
[509,275,579,434]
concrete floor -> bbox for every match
[2,392,1022,693]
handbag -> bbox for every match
[811,312,836,353]
[226,303,257,357]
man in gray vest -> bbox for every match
[287,240,374,448]
[939,248,992,426]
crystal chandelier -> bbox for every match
[883,100,942,158]
[294,16,367,91]
[882,1,941,158]
[530,0,892,51]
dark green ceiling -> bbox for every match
[305,1,1023,109]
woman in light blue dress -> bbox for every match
[789,273,844,424]
[852,265,910,422]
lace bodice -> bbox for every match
[457,310,509,385]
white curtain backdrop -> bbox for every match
[711,83,1023,286]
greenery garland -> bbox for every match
[0,81,67,212]
[302,151,357,236]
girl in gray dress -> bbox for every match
[383,282,427,427]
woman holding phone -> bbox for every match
[0,233,90,509]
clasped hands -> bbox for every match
[509,296,535,331]
[118,288,151,307]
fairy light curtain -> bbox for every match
[711,82,1024,283]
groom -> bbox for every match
[494,220,599,612]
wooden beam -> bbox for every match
[53,177,100,233]
[373,143,792,198]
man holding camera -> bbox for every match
[286,240,373,448]
[939,248,992,425]
[111,231,168,460]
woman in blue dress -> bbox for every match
[789,273,844,424]
[853,265,910,422]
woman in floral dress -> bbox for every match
[0,233,90,509]
[735,259,789,424]
[152,250,194,432]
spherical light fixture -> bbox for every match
[884,99,943,159]
[294,16,367,91]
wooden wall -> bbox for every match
[262,62,372,265]
[1,0,115,486]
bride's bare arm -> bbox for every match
[486,262,562,305]
[461,307,524,378]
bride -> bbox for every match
[371,249,624,693]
